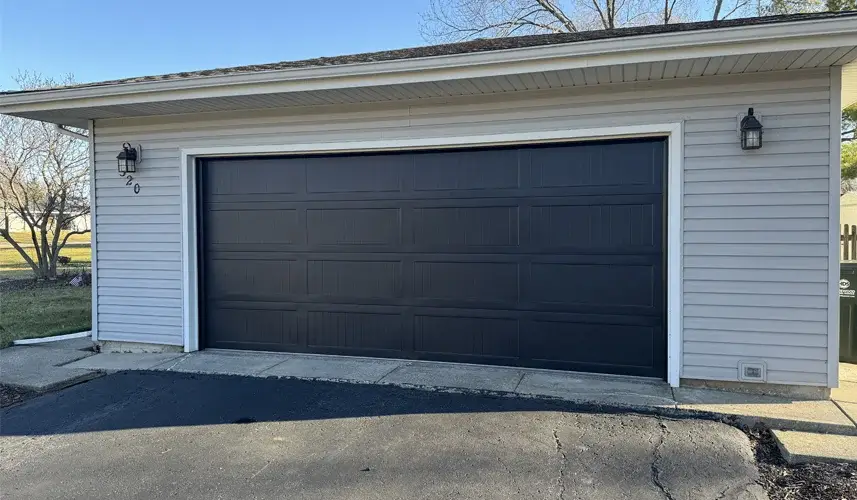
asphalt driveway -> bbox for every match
[0,371,766,500]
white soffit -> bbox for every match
[844,62,857,108]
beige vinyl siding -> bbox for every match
[92,67,832,386]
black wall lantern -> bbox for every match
[117,143,141,175]
[740,108,763,150]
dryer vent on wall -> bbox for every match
[738,361,767,383]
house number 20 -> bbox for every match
[121,173,141,194]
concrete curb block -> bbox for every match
[12,331,91,346]
[3,370,104,394]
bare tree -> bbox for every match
[420,0,758,42]
[0,73,90,281]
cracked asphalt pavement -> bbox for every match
[0,371,767,500]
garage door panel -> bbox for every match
[529,141,663,189]
[306,155,402,193]
[206,308,300,348]
[412,206,519,247]
[307,260,402,299]
[201,138,666,378]
[526,262,656,308]
[307,310,404,351]
[522,320,658,372]
[414,314,519,358]
[307,208,402,246]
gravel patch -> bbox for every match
[0,384,36,408]
[747,424,857,500]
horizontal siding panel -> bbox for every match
[683,354,826,374]
[683,280,828,296]
[99,314,182,327]
[99,295,183,308]
[684,231,827,244]
[98,215,180,225]
[685,192,828,206]
[95,176,180,188]
[685,139,829,157]
[684,341,828,360]
[683,218,828,231]
[684,317,826,335]
[97,251,180,262]
[684,304,827,322]
[683,179,828,195]
[685,153,829,170]
[766,370,828,386]
[96,232,180,244]
[97,286,182,300]
[98,242,180,253]
[683,255,828,270]
[683,329,827,347]
[98,278,180,289]
[684,268,826,283]
[99,305,183,317]
[99,322,182,336]
[684,166,829,183]
[684,205,829,219]
[684,292,827,308]
[684,243,827,257]
[682,365,738,382]
[97,204,180,216]
[97,330,183,345]
[683,113,829,133]
[97,223,182,234]
[98,269,181,280]
[684,126,829,145]
[97,259,182,271]
[97,195,180,207]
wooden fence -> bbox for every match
[843,225,857,260]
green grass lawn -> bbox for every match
[0,245,91,279]
[0,284,91,348]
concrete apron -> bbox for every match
[62,350,857,437]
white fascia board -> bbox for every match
[1,16,856,115]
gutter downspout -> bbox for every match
[53,123,88,141]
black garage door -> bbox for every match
[199,138,666,378]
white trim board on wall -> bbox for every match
[828,66,842,388]
[179,123,685,386]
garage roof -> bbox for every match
[1,11,856,128]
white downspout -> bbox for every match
[53,123,89,141]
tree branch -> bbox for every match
[534,0,578,32]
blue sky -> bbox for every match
[0,0,430,90]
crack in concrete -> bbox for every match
[512,372,526,393]
[552,428,567,500]
[833,399,857,427]
[650,419,676,500]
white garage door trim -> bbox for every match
[179,122,685,386]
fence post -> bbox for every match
[845,225,850,261]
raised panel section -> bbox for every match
[206,210,299,245]
[306,155,402,193]
[528,263,655,308]
[206,260,300,299]
[413,149,519,191]
[413,261,519,302]
[412,206,518,247]
[206,308,299,347]
[307,260,401,299]
[530,141,659,188]
[522,320,657,370]
[414,315,518,358]
[307,208,400,245]
[530,203,656,249]
[307,311,403,351]
[204,159,302,195]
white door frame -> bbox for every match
[180,123,685,386]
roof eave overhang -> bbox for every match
[2,15,856,123]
